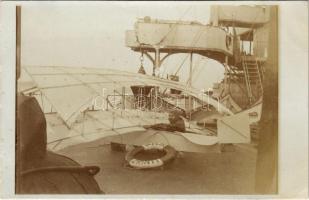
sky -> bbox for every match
[20,2,226,90]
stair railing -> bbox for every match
[242,56,254,104]
[254,58,264,97]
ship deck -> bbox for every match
[57,137,257,194]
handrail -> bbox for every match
[255,58,264,96]
[242,56,254,104]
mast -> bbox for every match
[15,5,21,193]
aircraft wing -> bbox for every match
[23,66,233,128]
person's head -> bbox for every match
[168,110,184,124]
[168,112,176,123]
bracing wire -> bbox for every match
[156,6,193,46]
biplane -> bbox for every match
[19,5,268,169]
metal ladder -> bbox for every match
[242,56,263,104]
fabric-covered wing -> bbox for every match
[24,66,233,127]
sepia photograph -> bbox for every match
[0,1,307,198]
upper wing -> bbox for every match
[23,66,233,128]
